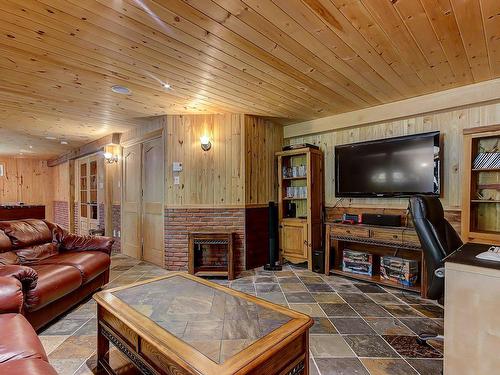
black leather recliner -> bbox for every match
[409,195,463,344]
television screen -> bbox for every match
[335,132,440,197]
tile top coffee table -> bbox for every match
[94,273,313,375]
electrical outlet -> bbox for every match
[174,176,180,185]
[173,162,183,172]
[117,230,121,238]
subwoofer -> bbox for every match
[312,250,325,274]
[264,202,282,271]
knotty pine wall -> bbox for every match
[0,157,54,221]
[165,113,246,207]
[122,113,282,207]
[286,101,500,212]
[245,115,283,206]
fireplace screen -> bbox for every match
[188,232,234,280]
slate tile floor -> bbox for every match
[39,254,443,375]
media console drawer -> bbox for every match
[370,228,403,244]
[332,226,370,238]
[402,231,421,247]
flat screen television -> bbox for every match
[335,131,441,198]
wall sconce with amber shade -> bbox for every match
[200,135,212,151]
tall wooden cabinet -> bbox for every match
[77,155,100,234]
[277,147,323,270]
[462,125,500,245]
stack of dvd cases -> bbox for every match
[473,152,500,169]
[342,250,373,276]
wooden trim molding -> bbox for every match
[48,133,121,167]
[463,124,500,135]
[120,128,163,148]
[284,79,500,138]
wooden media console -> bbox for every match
[325,222,428,298]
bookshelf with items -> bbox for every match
[462,125,500,245]
[276,147,324,270]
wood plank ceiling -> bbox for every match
[0,0,498,157]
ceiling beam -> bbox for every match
[47,133,121,167]
[283,78,500,138]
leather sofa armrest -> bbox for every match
[0,265,38,292]
[60,232,114,255]
[0,276,24,313]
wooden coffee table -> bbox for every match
[94,273,313,375]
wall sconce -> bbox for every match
[103,152,119,164]
[200,135,212,151]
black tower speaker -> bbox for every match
[264,202,282,271]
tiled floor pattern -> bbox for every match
[39,255,443,375]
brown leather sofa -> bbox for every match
[0,219,114,330]
[0,276,58,375]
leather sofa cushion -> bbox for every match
[0,359,58,375]
[0,220,53,248]
[15,243,58,265]
[0,251,19,265]
[40,251,110,284]
[26,264,82,312]
[0,313,47,363]
[0,231,12,252]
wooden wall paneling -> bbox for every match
[103,153,111,238]
[244,115,283,206]
[0,158,19,203]
[0,158,54,221]
[286,102,500,212]
[51,162,70,202]
[163,114,246,207]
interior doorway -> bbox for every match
[121,136,164,267]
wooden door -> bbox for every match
[122,144,142,259]
[281,220,308,263]
[141,138,164,266]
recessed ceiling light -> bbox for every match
[111,85,131,94]
[29,145,33,149]
[45,136,56,140]
[60,140,68,145]
[162,83,173,90]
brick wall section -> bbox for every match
[112,204,121,253]
[53,201,70,230]
[164,208,245,271]
[74,203,79,234]
[98,203,105,230]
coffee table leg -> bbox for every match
[97,309,109,373]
